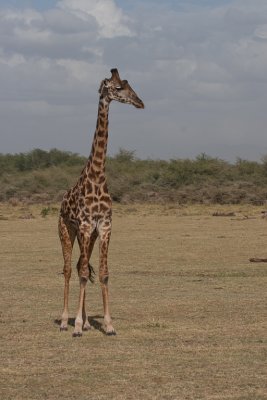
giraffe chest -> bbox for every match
[78,192,112,219]
[60,183,112,225]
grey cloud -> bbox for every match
[42,9,97,34]
[1,1,267,161]
[0,9,98,60]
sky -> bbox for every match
[1,0,267,161]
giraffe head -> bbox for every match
[99,68,144,109]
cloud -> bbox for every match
[57,0,133,38]
[0,1,130,105]
[1,0,267,161]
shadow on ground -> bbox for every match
[54,315,107,335]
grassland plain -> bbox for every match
[0,203,267,400]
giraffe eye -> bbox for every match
[116,86,122,90]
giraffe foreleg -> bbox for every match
[98,220,116,336]
[81,230,98,331]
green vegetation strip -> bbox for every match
[1,148,267,204]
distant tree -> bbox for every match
[113,148,136,163]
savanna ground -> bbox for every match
[0,203,267,400]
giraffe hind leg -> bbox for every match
[75,257,95,332]
[81,262,96,331]
[74,228,98,336]
[58,216,76,331]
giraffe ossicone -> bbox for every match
[58,68,144,336]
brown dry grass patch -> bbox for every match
[0,204,267,399]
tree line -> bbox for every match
[1,148,267,204]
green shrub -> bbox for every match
[1,148,267,204]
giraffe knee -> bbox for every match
[99,274,109,285]
[63,266,71,279]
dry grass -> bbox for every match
[0,203,267,400]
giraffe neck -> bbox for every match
[86,95,110,182]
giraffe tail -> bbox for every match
[88,263,96,284]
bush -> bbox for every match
[1,148,267,204]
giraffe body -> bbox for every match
[58,69,144,336]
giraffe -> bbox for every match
[58,68,144,337]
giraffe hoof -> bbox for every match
[83,325,91,331]
[106,331,116,336]
[72,332,83,338]
[60,326,68,332]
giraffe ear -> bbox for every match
[98,79,109,94]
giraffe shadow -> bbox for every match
[88,316,106,335]
[54,315,106,335]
